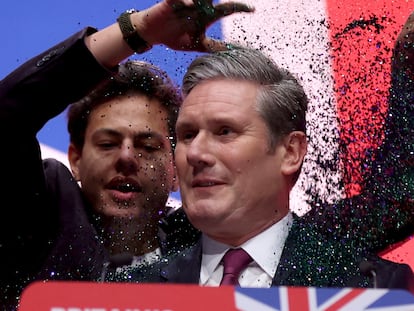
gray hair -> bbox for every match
[182,45,308,150]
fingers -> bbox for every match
[160,0,254,52]
[201,37,233,52]
[198,2,255,27]
[173,1,254,23]
[167,0,197,6]
[192,0,254,18]
[193,0,215,18]
[214,2,255,18]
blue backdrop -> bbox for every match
[0,0,221,153]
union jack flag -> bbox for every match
[235,287,414,311]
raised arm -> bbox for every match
[0,1,253,308]
[305,10,414,253]
[86,0,254,68]
[0,0,254,130]
[361,9,414,250]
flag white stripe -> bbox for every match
[337,289,387,311]
[235,291,280,311]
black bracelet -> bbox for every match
[117,9,152,54]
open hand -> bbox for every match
[137,0,254,52]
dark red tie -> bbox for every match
[220,248,253,286]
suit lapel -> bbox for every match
[272,215,319,286]
[272,215,373,288]
[160,240,202,283]
[272,218,300,286]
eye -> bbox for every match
[177,130,197,142]
[97,141,118,149]
[142,143,161,152]
[184,132,195,140]
[137,137,164,153]
[218,127,233,136]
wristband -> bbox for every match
[117,9,152,53]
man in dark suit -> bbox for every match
[0,1,252,309]
[121,29,414,290]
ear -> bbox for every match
[280,131,307,176]
[68,143,82,181]
[171,165,180,192]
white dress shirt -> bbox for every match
[200,212,293,287]
[115,247,162,274]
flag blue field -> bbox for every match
[235,286,414,311]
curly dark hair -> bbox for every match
[67,60,182,150]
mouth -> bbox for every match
[106,177,142,201]
[191,179,224,188]
[112,182,140,193]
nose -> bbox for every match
[185,132,215,169]
[115,142,139,174]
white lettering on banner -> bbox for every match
[50,308,173,311]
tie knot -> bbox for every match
[220,248,252,285]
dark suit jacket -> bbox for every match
[123,216,414,292]
[0,28,109,309]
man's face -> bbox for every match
[175,79,292,246]
[69,92,177,222]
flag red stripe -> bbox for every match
[324,289,365,311]
[286,287,310,311]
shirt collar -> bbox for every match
[131,247,162,266]
[200,212,293,283]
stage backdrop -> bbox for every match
[1,0,414,266]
